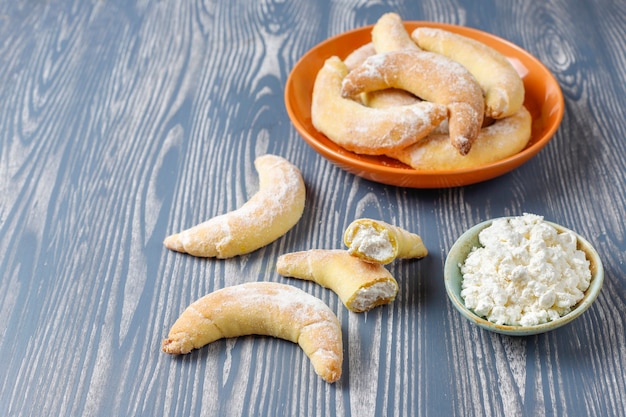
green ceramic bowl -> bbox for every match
[444,217,604,336]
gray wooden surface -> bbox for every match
[1,0,625,416]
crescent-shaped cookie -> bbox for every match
[343,218,428,264]
[388,106,532,170]
[411,27,525,119]
[276,249,399,313]
[371,12,420,53]
[163,154,305,258]
[311,56,448,155]
[341,50,485,155]
[162,282,343,383]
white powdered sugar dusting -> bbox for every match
[221,156,303,251]
[217,282,337,326]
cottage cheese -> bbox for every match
[460,214,592,326]
[348,224,394,263]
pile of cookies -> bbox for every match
[160,154,428,383]
[311,13,532,170]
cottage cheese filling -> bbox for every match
[460,214,591,326]
[348,225,394,262]
[351,281,397,312]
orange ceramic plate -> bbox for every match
[285,22,564,188]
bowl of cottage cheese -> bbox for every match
[444,214,603,335]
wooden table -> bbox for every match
[1,1,625,416]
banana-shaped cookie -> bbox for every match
[162,282,343,383]
[371,12,420,53]
[163,154,305,258]
[343,218,428,264]
[411,27,525,119]
[311,56,447,155]
[388,106,532,170]
[276,249,399,313]
[341,50,485,155]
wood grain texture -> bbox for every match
[1,0,625,416]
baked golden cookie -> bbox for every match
[388,106,532,170]
[341,50,485,155]
[371,12,420,53]
[276,249,398,313]
[411,27,525,119]
[163,154,305,258]
[162,282,343,383]
[343,218,428,264]
[311,56,448,155]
